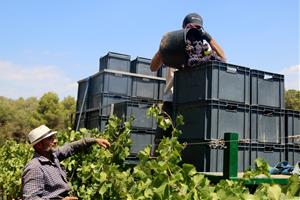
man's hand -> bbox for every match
[96,138,111,149]
[63,197,78,200]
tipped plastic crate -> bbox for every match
[251,106,285,144]
[111,100,156,130]
[174,61,250,104]
[181,141,250,172]
[250,143,285,168]
[251,69,284,108]
[286,144,300,166]
[131,74,166,100]
[175,100,250,140]
[130,130,155,155]
[285,110,300,144]
[131,57,157,77]
[99,52,131,72]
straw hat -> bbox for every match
[28,125,57,146]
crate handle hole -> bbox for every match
[263,109,274,116]
[112,95,122,99]
[263,74,273,80]
[264,146,274,152]
[226,66,237,73]
[114,73,123,77]
[226,104,238,112]
[142,78,150,82]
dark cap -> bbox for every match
[182,13,203,28]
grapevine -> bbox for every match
[0,107,299,199]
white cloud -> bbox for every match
[0,60,77,99]
[280,64,300,90]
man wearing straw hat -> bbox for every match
[22,125,110,200]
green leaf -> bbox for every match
[154,182,167,200]
[99,184,108,196]
[182,164,197,176]
[175,114,184,126]
[99,172,107,182]
[134,168,147,179]
[267,184,281,200]
[144,188,154,198]
[285,174,300,197]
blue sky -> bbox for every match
[0,0,299,99]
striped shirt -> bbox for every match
[22,138,97,200]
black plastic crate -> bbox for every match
[74,113,86,129]
[89,71,132,98]
[174,61,250,104]
[99,52,131,72]
[129,96,162,104]
[251,106,285,143]
[285,144,300,166]
[158,65,167,78]
[85,110,109,131]
[131,57,157,77]
[131,74,165,100]
[158,82,166,101]
[100,93,130,116]
[88,93,101,110]
[175,100,250,140]
[285,110,300,144]
[130,130,155,155]
[76,99,87,113]
[76,78,90,112]
[88,92,129,113]
[251,69,284,108]
[250,143,285,168]
[181,141,250,172]
[99,115,109,131]
[85,110,101,129]
[111,100,156,130]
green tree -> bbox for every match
[0,97,13,126]
[0,97,40,142]
[0,92,75,142]
[285,90,300,111]
[13,97,40,139]
[60,96,76,128]
[0,97,14,143]
[36,92,64,129]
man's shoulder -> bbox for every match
[24,155,49,172]
[22,158,41,180]
[23,157,42,171]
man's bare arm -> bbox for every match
[150,51,163,72]
[210,39,226,62]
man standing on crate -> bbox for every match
[150,12,226,153]
[22,125,110,200]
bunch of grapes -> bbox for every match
[185,39,224,67]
